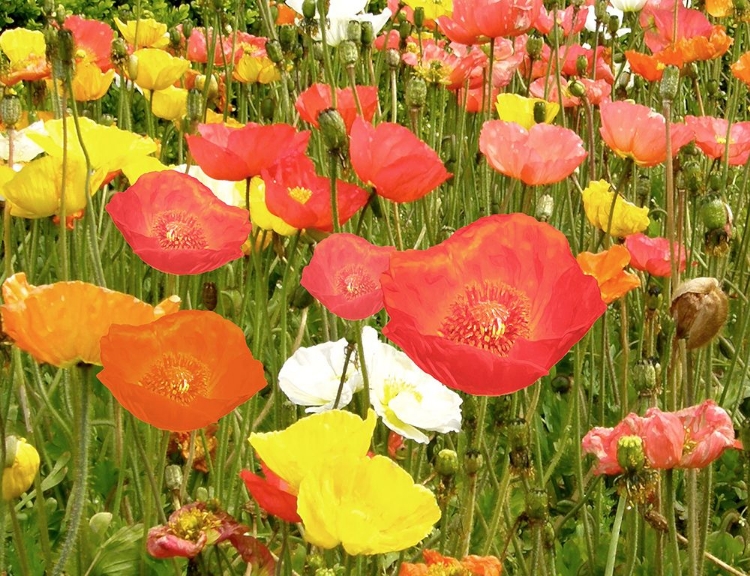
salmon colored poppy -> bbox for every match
[0,29,50,85]
[381,213,606,395]
[479,121,587,186]
[300,233,396,320]
[186,122,310,182]
[106,171,252,275]
[400,550,502,576]
[98,310,266,432]
[437,0,542,44]
[240,463,302,523]
[350,118,451,203]
[262,153,369,232]
[599,101,693,167]
[576,245,641,304]
[65,15,114,71]
[1,272,180,368]
[186,27,237,65]
[685,115,750,165]
[534,5,587,36]
[295,83,379,134]
[624,233,687,277]
[676,400,739,468]
[402,39,484,91]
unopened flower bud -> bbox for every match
[386,48,400,69]
[525,489,548,523]
[659,65,680,103]
[702,197,732,231]
[182,19,194,39]
[169,27,182,49]
[346,20,362,43]
[291,285,314,309]
[100,114,114,127]
[339,40,359,67]
[414,6,425,28]
[89,512,113,535]
[360,21,374,47]
[279,24,297,52]
[646,283,662,311]
[266,39,284,64]
[195,74,219,101]
[302,0,317,19]
[526,36,543,60]
[464,449,484,475]
[186,89,203,123]
[195,486,209,501]
[568,79,586,98]
[435,449,459,477]
[575,55,588,77]
[406,77,427,109]
[617,435,645,473]
[318,108,348,151]
[202,282,218,311]
[594,0,608,22]
[670,277,729,350]
[127,54,139,81]
[3,436,39,500]
[110,37,128,69]
[607,15,620,36]
[165,464,183,491]
[536,194,554,222]
[633,359,660,396]
[1,93,22,128]
[399,20,412,40]
[261,96,275,121]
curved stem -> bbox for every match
[604,495,627,576]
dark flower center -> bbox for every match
[140,352,210,405]
[152,211,209,250]
[334,265,377,300]
[439,282,531,356]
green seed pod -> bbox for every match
[279,24,297,52]
[0,93,22,128]
[464,449,484,475]
[182,19,194,39]
[347,20,362,42]
[406,76,427,109]
[536,193,554,222]
[607,14,620,36]
[525,489,549,523]
[616,435,646,473]
[660,65,680,102]
[339,40,359,67]
[360,21,374,47]
[575,55,588,77]
[398,20,412,40]
[302,0,317,19]
[266,39,284,64]
[702,197,730,231]
[526,36,543,60]
[707,172,723,193]
[435,449,459,477]
[386,48,400,69]
[318,108,348,151]
[568,79,586,98]
[414,6,425,28]
[164,464,183,491]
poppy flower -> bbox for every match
[300,233,396,320]
[65,15,114,71]
[71,61,115,102]
[247,177,298,236]
[0,29,50,85]
[240,463,302,523]
[98,310,266,432]
[114,17,169,49]
[186,27,237,65]
[400,550,502,576]
[149,86,188,122]
[581,180,650,237]
[295,84,379,134]
[684,116,750,165]
[599,101,693,167]
[233,38,280,84]
[437,0,542,44]
[349,118,451,203]
[186,122,310,182]
[401,40,484,91]
[675,400,739,468]
[624,233,687,277]
[380,213,606,396]
[130,48,190,91]
[479,121,587,186]
[731,52,750,87]
[534,5,588,36]
[0,121,45,163]
[495,93,559,130]
[2,436,40,501]
[262,153,369,232]
[576,245,641,304]
[403,0,454,21]
[1,272,180,368]
[106,171,252,275]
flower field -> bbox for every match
[1,0,750,574]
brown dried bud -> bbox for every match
[670,277,728,350]
[202,282,218,311]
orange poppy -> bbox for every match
[98,310,267,432]
[295,83,379,134]
[731,52,750,86]
[400,549,502,576]
[576,245,641,305]
[0,273,180,368]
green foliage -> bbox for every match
[0,0,42,29]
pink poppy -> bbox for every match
[624,233,687,278]
[676,400,738,468]
[437,0,543,45]
[685,116,750,165]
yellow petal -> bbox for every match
[150,86,188,121]
[581,180,650,237]
[3,437,40,500]
[114,18,169,49]
[249,177,298,236]
[120,156,170,184]
[0,29,45,65]
[495,93,559,130]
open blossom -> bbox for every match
[685,116,750,165]
[625,233,687,278]
[676,400,739,468]
[240,463,301,523]
[400,549,502,576]
[437,0,542,44]
[495,93,559,130]
[576,245,641,304]
[295,84,379,134]
[0,29,50,85]
[581,180,650,237]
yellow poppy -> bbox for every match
[121,156,171,184]
[581,179,650,237]
[71,61,116,102]
[495,93,560,130]
[233,51,280,84]
[248,177,297,236]
[149,86,188,121]
[403,0,454,20]
[3,436,40,500]
[130,49,190,91]
[0,29,49,85]
[114,17,169,49]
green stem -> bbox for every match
[604,495,627,576]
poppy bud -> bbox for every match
[525,489,548,523]
[89,512,113,536]
[360,21,374,47]
[406,77,427,109]
[291,284,314,309]
[58,28,75,67]
[702,197,731,231]
[646,283,662,311]
[414,6,425,28]
[594,0,608,21]
[3,436,39,500]
[575,55,588,77]
[526,36,543,60]
[536,194,554,222]
[261,96,275,121]
[195,74,219,101]
[435,449,459,477]
[670,277,729,350]
[169,27,182,49]
[182,19,194,39]
[659,65,680,103]
[346,20,362,43]
[616,435,645,473]
[127,54,139,81]
[302,0,317,19]
[279,24,297,52]
[339,40,359,67]
[266,39,284,64]
[165,464,183,491]
[607,14,620,36]
[311,41,324,61]
[202,282,218,311]
[195,486,209,501]
[464,449,484,475]
[317,108,348,151]
[568,79,586,98]
[386,48,400,69]
[1,93,22,128]
[399,20,412,40]
[633,359,660,396]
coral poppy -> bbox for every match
[576,245,641,304]
[402,39,484,91]
[581,180,650,237]
[479,121,587,186]
[186,27,237,65]
[186,122,310,182]
[301,233,396,320]
[437,0,542,44]
[114,17,169,49]
[262,153,369,232]
[599,101,693,167]
[350,118,450,203]
[676,400,738,468]
[624,233,687,277]
[65,15,114,72]
[685,115,750,165]
[380,213,606,395]
[98,310,266,432]
[0,29,50,85]
[495,93,559,130]
[240,463,302,523]
[295,84,379,134]
[534,5,588,36]
[106,171,252,275]
[400,550,502,576]
[1,272,180,368]
[130,48,190,91]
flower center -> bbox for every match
[438,282,531,356]
[288,186,313,205]
[169,508,221,542]
[334,265,377,300]
[139,352,210,405]
[152,211,208,250]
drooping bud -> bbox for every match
[616,435,646,473]
[317,108,348,151]
[532,100,548,124]
[414,6,425,28]
[339,40,359,67]
[464,449,484,475]
[568,79,586,99]
[266,39,284,64]
[165,464,183,491]
[0,92,22,128]
[670,277,729,349]
[406,76,427,109]
[261,96,275,121]
[659,65,680,103]
[536,194,554,222]
[435,449,459,477]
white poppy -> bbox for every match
[172,164,246,208]
[0,121,45,163]
[286,0,391,46]
[278,337,362,413]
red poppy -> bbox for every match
[437,0,542,44]
[295,83,379,134]
[349,118,451,203]
[240,462,302,523]
[300,233,396,320]
[98,310,266,432]
[479,120,587,186]
[64,15,114,71]
[262,153,369,232]
[186,122,310,182]
[599,101,693,167]
[624,233,687,277]
[106,171,251,275]
[380,213,606,396]
[685,115,750,165]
